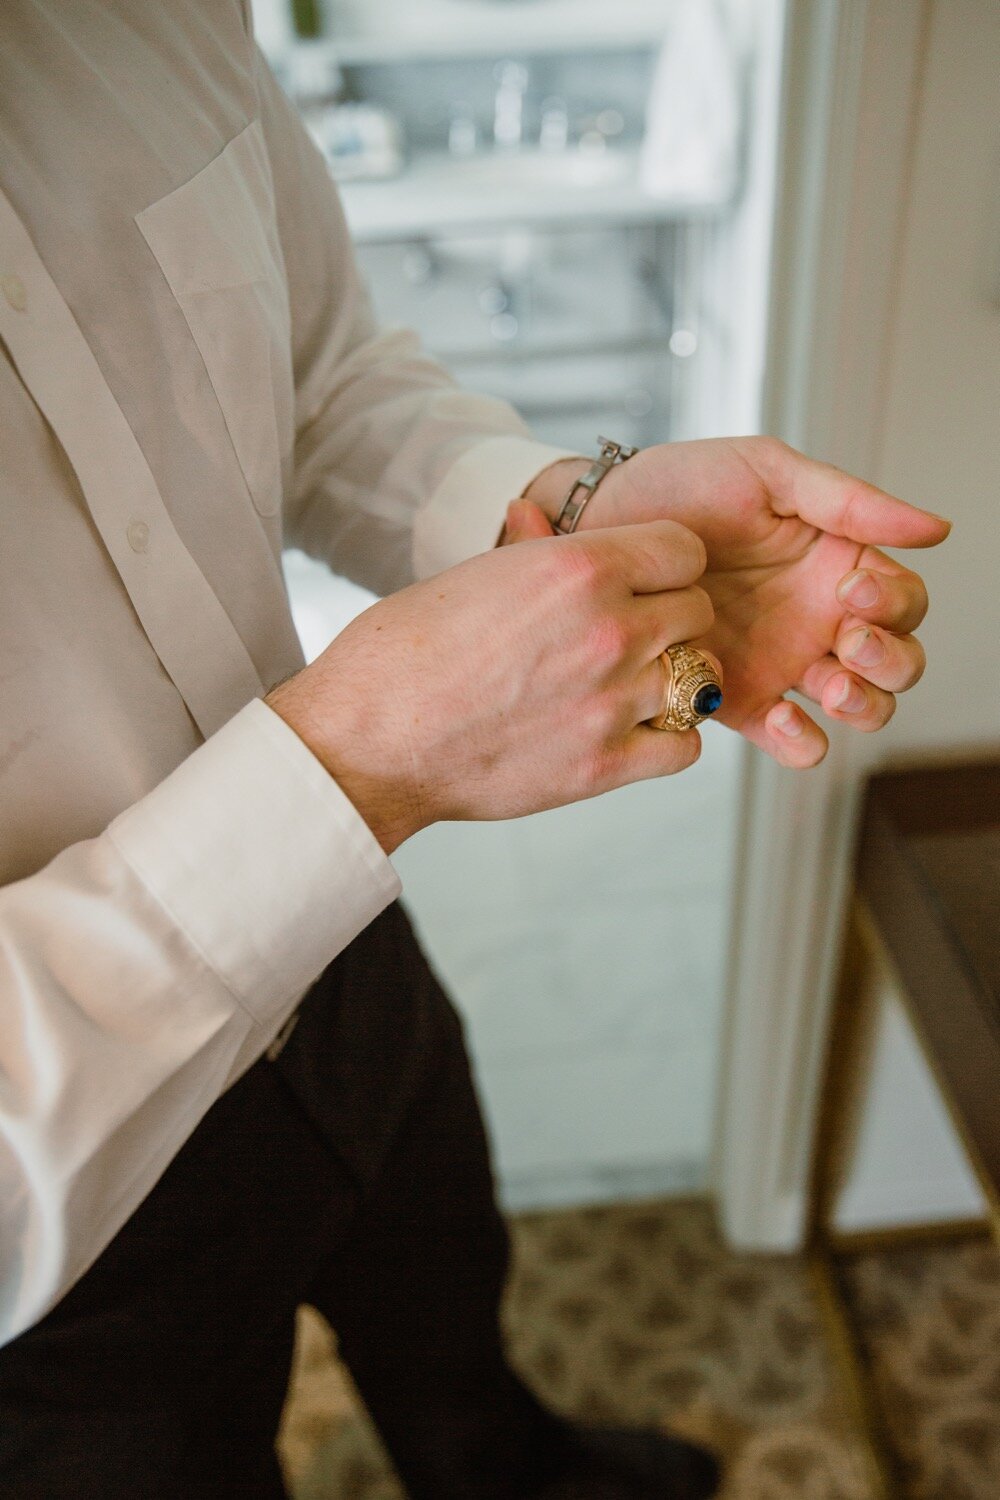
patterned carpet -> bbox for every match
[276,1199,999,1500]
[839,1236,1000,1500]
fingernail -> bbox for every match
[775,703,803,737]
[837,570,879,609]
[843,627,885,668]
[833,675,867,713]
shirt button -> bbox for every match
[127,520,150,554]
[1,273,27,312]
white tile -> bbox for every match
[513,727,743,904]
[461,898,724,1062]
[475,1035,719,1181]
[395,818,532,924]
[414,915,565,1057]
[552,894,729,1050]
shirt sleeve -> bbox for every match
[0,698,399,1347]
[254,51,576,594]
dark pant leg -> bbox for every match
[305,1033,561,1500]
[0,1040,344,1499]
[0,904,555,1498]
[276,903,562,1500]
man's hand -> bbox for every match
[267,522,717,853]
[517,437,950,768]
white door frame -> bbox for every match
[713,0,932,1248]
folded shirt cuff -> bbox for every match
[108,698,401,1028]
[412,434,580,577]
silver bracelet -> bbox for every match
[553,436,639,534]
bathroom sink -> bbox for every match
[340,146,661,241]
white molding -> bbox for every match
[712,0,931,1249]
[499,1158,704,1216]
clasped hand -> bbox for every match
[267,437,948,853]
[513,436,949,769]
[267,519,716,852]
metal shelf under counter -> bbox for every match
[338,149,729,244]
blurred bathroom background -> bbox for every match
[254,0,782,1212]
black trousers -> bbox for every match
[0,904,561,1499]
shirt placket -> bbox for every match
[0,189,265,741]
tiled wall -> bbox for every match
[393,726,742,1209]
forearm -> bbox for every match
[520,455,591,526]
[0,700,398,1345]
[520,453,638,535]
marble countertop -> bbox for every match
[339,149,728,243]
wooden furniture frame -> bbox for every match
[806,763,1000,1499]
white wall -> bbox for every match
[833,923,986,1232]
[832,0,1000,1232]
[393,729,742,1211]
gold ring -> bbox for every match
[648,644,723,731]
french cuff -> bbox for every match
[412,434,579,578]
[108,698,400,1028]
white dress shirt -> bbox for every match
[0,0,570,1346]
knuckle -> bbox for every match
[906,577,930,626]
[860,695,897,732]
[686,584,715,633]
[754,434,794,472]
[902,638,927,688]
[648,523,705,582]
[675,526,707,578]
[654,728,702,775]
[576,694,620,750]
[553,539,602,592]
[665,728,703,771]
[664,585,714,642]
[584,614,630,670]
[584,740,627,793]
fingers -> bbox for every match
[745,438,951,550]
[574,518,707,594]
[620,723,705,785]
[633,655,672,726]
[800,654,898,732]
[599,640,725,778]
[766,617,920,765]
[631,585,715,654]
[835,549,929,633]
[502,497,556,545]
[761,701,830,768]
[627,643,724,723]
[833,615,926,693]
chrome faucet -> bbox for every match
[493,61,529,150]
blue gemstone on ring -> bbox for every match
[693,683,723,718]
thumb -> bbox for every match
[503,498,557,544]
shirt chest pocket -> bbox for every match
[136,120,293,519]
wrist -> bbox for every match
[521,456,591,527]
[264,677,423,856]
[522,444,637,533]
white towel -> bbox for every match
[639,0,741,204]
